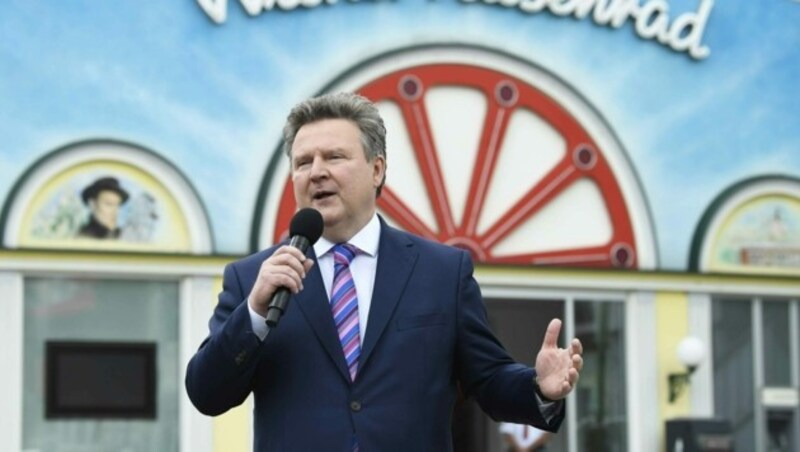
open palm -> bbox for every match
[534,319,583,400]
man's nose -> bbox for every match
[309,157,328,180]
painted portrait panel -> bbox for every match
[20,160,192,252]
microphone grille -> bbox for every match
[289,208,324,244]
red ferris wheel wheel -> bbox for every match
[261,45,654,269]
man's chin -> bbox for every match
[309,198,337,211]
[309,205,338,224]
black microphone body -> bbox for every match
[264,208,324,328]
[265,235,311,327]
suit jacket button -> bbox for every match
[349,400,362,412]
[235,351,246,365]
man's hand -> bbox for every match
[248,246,314,317]
[534,318,583,400]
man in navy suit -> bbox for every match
[185,92,584,451]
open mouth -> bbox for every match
[312,191,335,201]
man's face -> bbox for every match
[291,118,385,242]
[89,190,123,230]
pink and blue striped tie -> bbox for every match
[331,243,361,382]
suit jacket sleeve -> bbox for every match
[454,251,565,431]
[185,259,267,416]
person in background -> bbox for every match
[500,422,553,452]
[77,176,128,239]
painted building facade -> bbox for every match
[1,2,799,451]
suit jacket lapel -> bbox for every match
[292,249,351,382]
[359,221,418,372]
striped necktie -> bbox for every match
[330,243,361,382]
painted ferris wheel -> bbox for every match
[254,44,656,269]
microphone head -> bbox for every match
[289,208,324,244]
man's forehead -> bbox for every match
[291,121,363,157]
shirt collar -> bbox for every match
[314,213,380,258]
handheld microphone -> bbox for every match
[265,208,324,328]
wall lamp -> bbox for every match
[668,336,705,404]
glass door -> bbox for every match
[451,295,628,452]
[713,297,800,452]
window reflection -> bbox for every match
[23,278,180,452]
[574,300,627,452]
[763,300,791,387]
[451,297,628,452]
[713,298,755,452]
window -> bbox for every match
[713,297,800,452]
[452,295,628,452]
[574,300,627,452]
[713,298,755,452]
[23,278,180,452]
[763,300,792,387]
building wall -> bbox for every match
[1,2,799,451]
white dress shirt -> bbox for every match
[249,214,380,342]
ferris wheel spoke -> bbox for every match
[378,187,439,240]
[479,158,579,250]
[462,103,512,236]
[400,99,456,236]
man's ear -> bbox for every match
[372,155,386,186]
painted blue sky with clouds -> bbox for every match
[1,0,798,269]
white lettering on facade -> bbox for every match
[635,0,669,41]
[197,0,337,22]
[196,0,713,59]
[462,0,713,59]
[197,0,227,23]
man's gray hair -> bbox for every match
[283,92,387,195]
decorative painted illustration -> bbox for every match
[712,195,800,270]
[17,159,192,252]
[31,174,159,243]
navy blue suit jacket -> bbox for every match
[186,221,564,451]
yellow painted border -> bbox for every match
[474,264,800,292]
[210,275,251,452]
[655,292,690,412]
[0,249,233,267]
[3,248,800,292]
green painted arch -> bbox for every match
[0,137,215,253]
[687,173,800,272]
